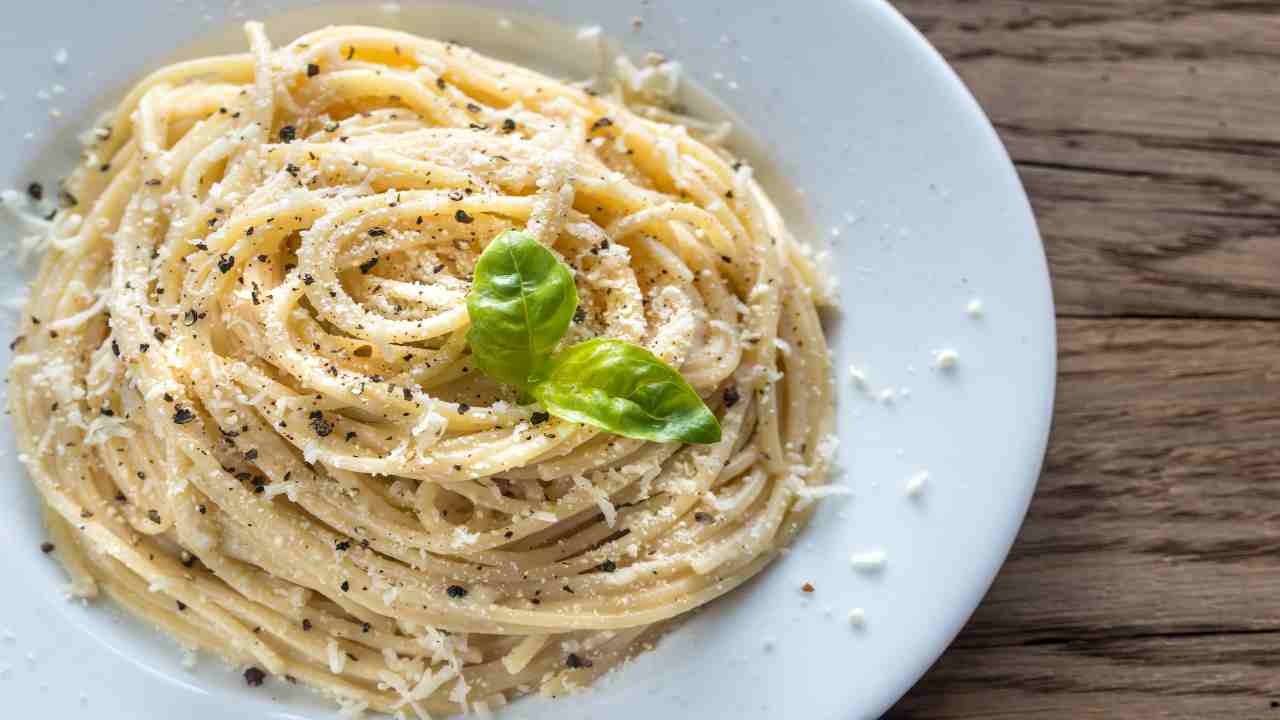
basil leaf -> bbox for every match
[466,230,578,389]
[533,338,722,444]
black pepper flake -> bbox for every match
[243,667,266,687]
[26,182,43,201]
[466,102,481,113]
[278,125,297,143]
[217,254,235,273]
[173,406,196,424]
[591,117,613,131]
[176,600,187,611]
[303,274,315,285]
[802,582,815,593]
[245,226,255,237]
[154,329,168,343]
[340,580,350,592]
[359,257,379,274]
[402,387,413,401]
[147,509,162,523]
[454,209,473,224]
[139,343,150,353]
[457,403,470,414]
[346,45,356,60]
[367,227,387,237]
[502,117,516,132]
[572,306,587,324]
[40,542,55,554]
[244,448,259,461]
[58,189,78,207]
[309,413,333,437]
[433,264,445,273]
[723,386,740,408]
[9,335,24,351]
[446,585,467,599]
[530,411,550,425]
[694,511,712,523]
[566,653,590,669]
[183,309,199,327]
[344,431,356,441]
[195,505,207,516]
[302,618,312,631]
[111,339,120,357]
[601,559,617,573]
[361,622,370,633]
[436,76,446,90]
[335,540,351,551]
[306,62,320,77]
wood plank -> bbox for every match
[890,317,1280,716]
[895,1,1280,318]
[888,632,1280,719]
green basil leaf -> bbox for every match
[466,230,578,389]
[533,338,722,444]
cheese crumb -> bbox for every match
[905,471,928,498]
[966,298,984,317]
[932,348,959,371]
[850,549,887,572]
[848,608,867,627]
[848,365,867,389]
[53,48,69,66]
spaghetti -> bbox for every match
[8,23,837,716]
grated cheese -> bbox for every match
[905,470,928,499]
[932,348,959,371]
[850,549,887,572]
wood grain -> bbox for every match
[896,1,1280,319]
[891,319,1280,718]
[887,2,1280,718]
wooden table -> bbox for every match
[887,2,1280,717]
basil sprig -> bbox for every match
[466,229,578,388]
[465,230,721,444]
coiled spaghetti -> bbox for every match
[8,23,836,716]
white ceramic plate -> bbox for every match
[0,2,1055,718]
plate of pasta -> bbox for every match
[0,1,1054,719]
